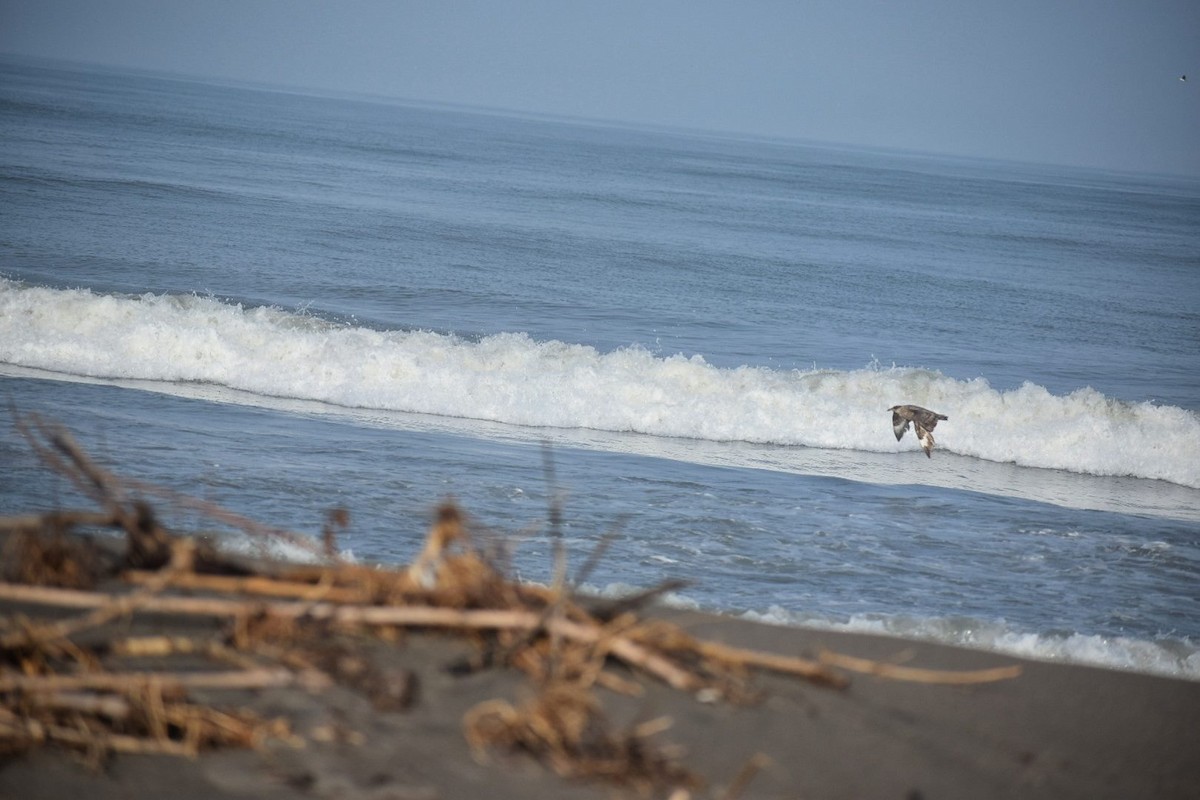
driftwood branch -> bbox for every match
[1,683,299,758]
[0,511,118,534]
[818,649,1022,684]
[0,540,194,650]
[120,475,334,562]
[12,409,333,564]
[0,582,700,691]
[696,639,849,689]
[1,416,1026,794]
[0,668,329,694]
[0,581,1018,687]
[12,412,121,509]
[122,570,368,604]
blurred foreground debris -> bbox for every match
[1,413,1020,796]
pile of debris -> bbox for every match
[0,413,1019,797]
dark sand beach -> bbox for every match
[3,533,1197,800]
[2,422,1197,800]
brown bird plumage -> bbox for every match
[889,404,949,458]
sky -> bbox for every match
[2,0,1198,177]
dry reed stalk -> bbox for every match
[13,410,331,566]
[6,717,199,758]
[1,527,101,590]
[719,753,773,800]
[15,416,172,568]
[13,413,123,512]
[464,680,699,793]
[118,475,331,564]
[2,690,293,758]
[322,507,349,559]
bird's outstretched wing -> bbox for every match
[915,424,935,458]
[892,411,911,441]
[916,408,946,431]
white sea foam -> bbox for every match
[3,279,1199,489]
[211,531,345,565]
[577,584,1200,681]
[741,606,1200,682]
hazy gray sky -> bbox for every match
[2,0,1197,176]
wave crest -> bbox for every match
[3,279,1198,487]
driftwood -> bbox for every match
[0,581,815,693]
[0,668,329,694]
[818,649,1023,685]
[123,570,373,603]
[0,510,118,534]
[1,415,1023,794]
[1,684,296,761]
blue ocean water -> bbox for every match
[3,57,1199,679]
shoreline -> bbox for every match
[2,419,1197,799]
[3,600,1198,799]
[2,529,1197,799]
[731,607,1200,685]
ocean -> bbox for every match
[3,56,1198,681]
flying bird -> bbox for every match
[889,404,949,458]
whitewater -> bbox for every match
[3,278,1197,489]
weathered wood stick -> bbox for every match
[818,650,1022,684]
[109,634,211,658]
[0,667,327,694]
[108,634,265,671]
[12,413,116,509]
[0,582,701,690]
[695,640,849,689]
[0,581,525,625]
[120,475,330,562]
[0,544,192,649]
[0,582,1020,688]
[578,621,703,692]
[0,510,118,533]
[21,690,133,720]
[123,571,369,604]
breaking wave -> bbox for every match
[3,279,1198,488]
